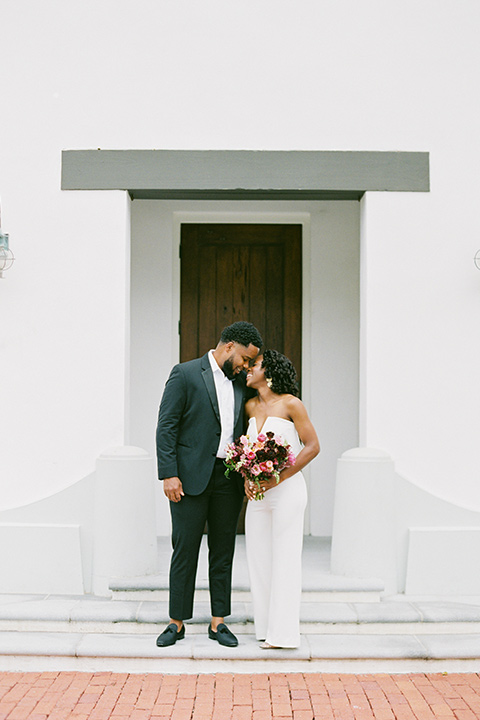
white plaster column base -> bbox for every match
[93,446,158,596]
[331,448,397,594]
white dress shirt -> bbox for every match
[208,350,235,458]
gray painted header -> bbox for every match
[61,149,429,200]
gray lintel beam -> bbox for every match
[61,149,429,199]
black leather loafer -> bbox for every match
[208,623,238,647]
[156,623,185,647]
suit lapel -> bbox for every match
[201,356,221,423]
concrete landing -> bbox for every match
[111,536,385,603]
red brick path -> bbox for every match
[1,672,480,720]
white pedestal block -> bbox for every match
[406,527,480,595]
[330,448,397,594]
[93,446,158,596]
[0,523,84,594]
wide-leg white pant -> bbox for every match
[245,472,307,648]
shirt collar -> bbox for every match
[208,349,225,377]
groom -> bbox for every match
[155,321,263,647]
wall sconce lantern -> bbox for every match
[0,232,14,278]
[0,197,14,278]
[475,250,480,271]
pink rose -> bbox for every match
[251,465,262,476]
[257,433,267,443]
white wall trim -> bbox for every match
[124,194,133,445]
[358,195,368,446]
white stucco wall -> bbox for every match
[0,185,130,509]
[2,0,480,521]
[361,189,480,509]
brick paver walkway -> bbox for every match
[1,672,480,719]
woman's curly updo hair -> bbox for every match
[261,349,299,397]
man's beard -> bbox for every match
[222,357,235,380]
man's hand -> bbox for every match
[163,477,184,502]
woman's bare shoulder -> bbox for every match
[280,394,307,419]
[245,397,258,415]
[284,394,304,410]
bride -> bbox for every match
[244,349,320,649]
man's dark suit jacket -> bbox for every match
[156,352,247,495]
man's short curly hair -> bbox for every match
[220,322,263,349]
[261,349,299,396]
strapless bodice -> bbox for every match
[247,416,303,457]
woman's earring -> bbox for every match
[266,377,273,389]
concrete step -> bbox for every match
[2,594,480,636]
[109,581,385,604]
[115,535,385,602]
[1,628,480,674]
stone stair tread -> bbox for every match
[109,574,385,593]
[1,630,480,661]
[2,594,480,626]
[302,576,385,591]
[131,535,384,594]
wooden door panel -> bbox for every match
[198,243,216,353]
[248,244,267,342]
[180,223,302,383]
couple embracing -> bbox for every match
[155,321,319,650]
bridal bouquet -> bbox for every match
[224,431,296,500]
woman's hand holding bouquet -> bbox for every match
[224,431,296,500]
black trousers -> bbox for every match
[168,459,244,620]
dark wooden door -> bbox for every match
[180,223,302,533]
[180,224,302,382]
